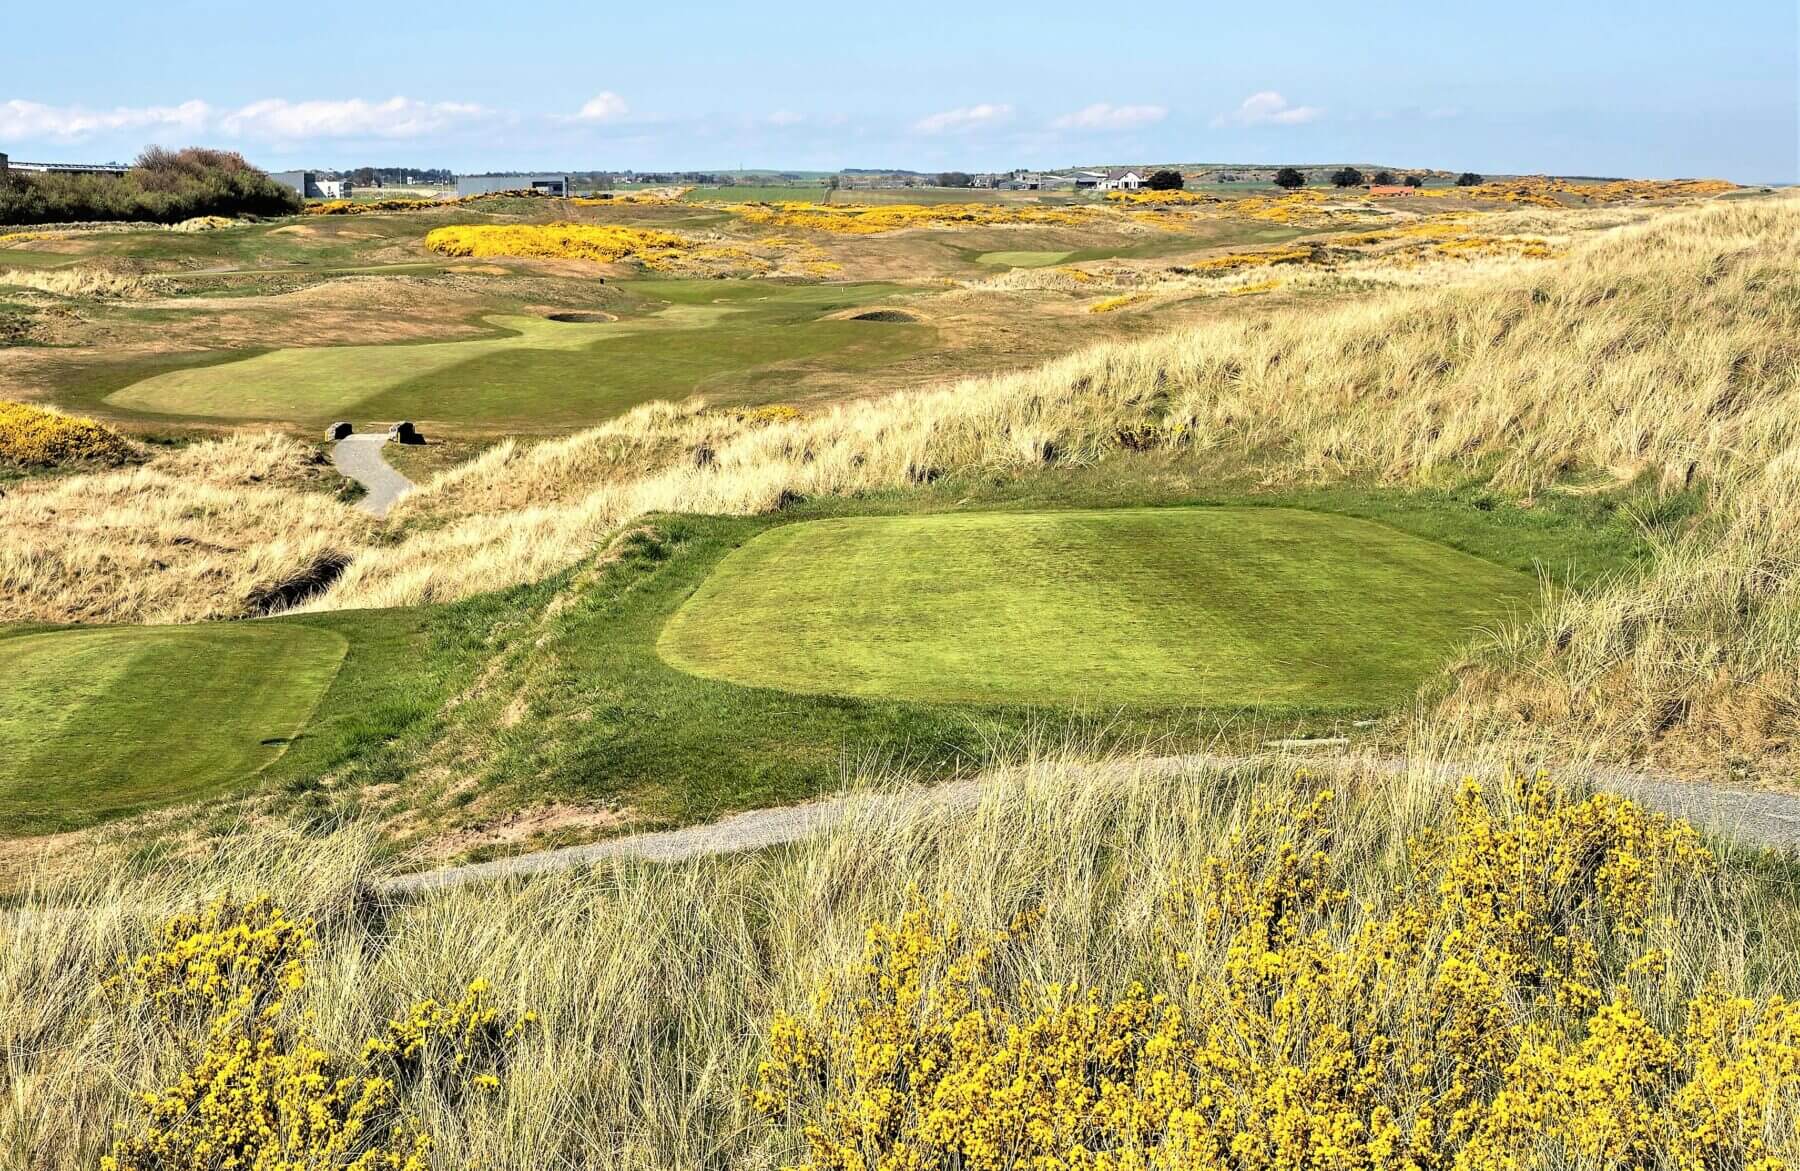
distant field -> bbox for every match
[659,507,1538,709]
[0,623,346,834]
[103,281,930,430]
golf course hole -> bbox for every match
[546,311,617,323]
[0,623,348,834]
[848,308,923,323]
[657,507,1538,709]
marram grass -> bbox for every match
[4,753,1798,1168]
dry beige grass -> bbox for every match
[0,266,149,299]
[3,751,1795,1168]
[0,434,370,624]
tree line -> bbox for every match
[0,147,302,226]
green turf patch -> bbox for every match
[975,250,1073,268]
[0,623,347,834]
[102,280,931,430]
[658,507,1538,708]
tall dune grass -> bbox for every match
[4,753,1796,1167]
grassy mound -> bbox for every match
[0,622,347,833]
[0,400,135,467]
[658,507,1536,708]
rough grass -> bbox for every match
[0,433,369,625]
[4,752,1796,1167]
[0,622,346,834]
[658,507,1537,708]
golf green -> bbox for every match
[0,623,347,834]
[657,507,1538,708]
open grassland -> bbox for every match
[0,623,345,834]
[4,755,1798,1168]
[683,184,829,203]
[659,508,1535,707]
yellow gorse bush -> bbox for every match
[101,895,533,1171]
[755,778,1800,1171]
[1089,294,1147,314]
[0,399,136,466]
[425,222,693,266]
[730,201,1099,235]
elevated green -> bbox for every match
[658,507,1538,708]
[0,623,347,834]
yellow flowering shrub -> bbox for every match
[1228,278,1283,296]
[1090,294,1147,314]
[0,399,136,466]
[424,222,699,268]
[755,778,1800,1171]
[101,896,532,1171]
[730,201,1099,235]
[1105,190,1219,206]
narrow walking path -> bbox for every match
[331,433,413,517]
[378,753,1800,895]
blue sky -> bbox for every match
[5,0,1795,181]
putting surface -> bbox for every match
[657,508,1538,708]
[0,623,347,834]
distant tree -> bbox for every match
[1273,167,1306,189]
[827,175,841,190]
[1404,174,1424,188]
[1372,170,1396,186]
[1457,171,1484,186]
[1146,168,1185,190]
[935,171,974,188]
[1330,167,1365,188]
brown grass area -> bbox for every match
[0,433,370,624]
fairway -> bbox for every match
[103,281,930,429]
[0,623,347,834]
[976,250,1073,267]
[658,508,1538,708]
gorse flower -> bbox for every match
[0,400,136,467]
[754,778,1799,1170]
[101,896,532,1171]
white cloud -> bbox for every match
[1211,91,1323,128]
[912,103,1013,135]
[1051,102,1168,131]
[0,99,211,142]
[218,97,486,140]
[574,92,630,122]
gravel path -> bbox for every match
[378,753,1800,895]
[332,433,413,517]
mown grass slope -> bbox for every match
[0,623,345,833]
[659,507,1537,707]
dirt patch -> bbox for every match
[423,802,637,860]
[546,311,617,323]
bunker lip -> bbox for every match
[545,311,618,323]
[840,308,924,323]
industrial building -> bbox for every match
[0,153,130,178]
[453,174,570,198]
[269,171,350,200]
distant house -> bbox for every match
[454,174,570,198]
[1099,169,1145,192]
[1072,170,1108,190]
[270,170,352,200]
